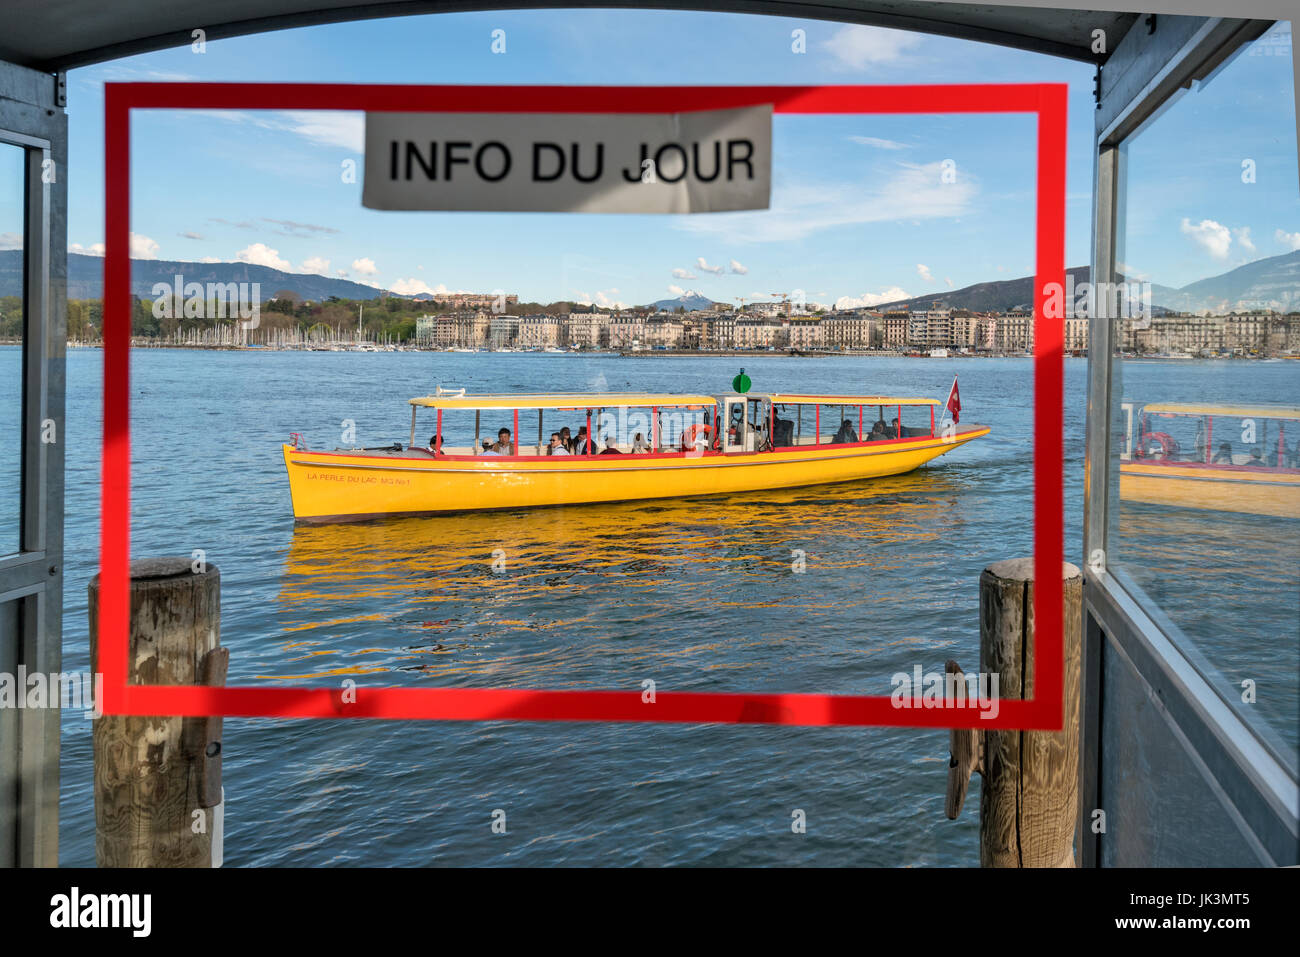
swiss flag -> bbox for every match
[946,375,961,424]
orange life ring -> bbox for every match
[681,423,713,451]
[1139,430,1178,458]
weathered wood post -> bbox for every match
[946,558,1082,867]
[89,557,227,867]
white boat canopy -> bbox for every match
[410,392,718,410]
[766,393,940,407]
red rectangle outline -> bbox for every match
[101,82,1066,728]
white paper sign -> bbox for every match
[362,106,771,213]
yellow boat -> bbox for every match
[282,388,988,523]
[1119,402,1300,518]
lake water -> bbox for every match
[0,347,1294,865]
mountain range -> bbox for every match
[647,291,718,311]
[2,249,1297,316]
[0,250,391,301]
[877,250,1300,315]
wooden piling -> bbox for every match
[89,557,227,868]
[946,558,1082,868]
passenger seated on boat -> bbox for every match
[574,426,591,454]
[1247,447,1265,466]
[1211,442,1234,465]
[560,426,573,451]
[832,420,859,444]
[867,419,888,442]
[548,433,570,456]
[426,434,445,457]
[479,439,500,456]
[494,428,513,455]
[631,432,650,453]
[599,437,622,455]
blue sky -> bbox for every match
[46,11,1297,307]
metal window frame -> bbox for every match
[1081,16,1299,867]
[0,58,66,867]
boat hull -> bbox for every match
[1119,462,1300,518]
[283,427,990,522]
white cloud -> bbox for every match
[200,256,221,264]
[729,258,748,275]
[130,233,160,260]
[390,277,437,296]
[916,263,934,282]
[1275,228,1300,251]
[1180,218,1232,259]
[575,288,628,309]
[70,241,105,256]
[237,242,291,271]
[675,161,975,243]
[848,136,909,150]
[1116,261,1150,282]
[667,284,686,296]
[351,257,378,275]
[834,286,911,310]
[179,231,205,241]
[1232,227,1256,254]
[823,25,922,71]
[696,257,723,275]
[335,269,349,277]
[278,111,364,152]
[202,109,364,153]
[945,277,954,288]
[301,256,331,275]
[672,267,698,280]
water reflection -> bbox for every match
[1116,502,1299,755]
[273,470,977,691]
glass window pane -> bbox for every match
[1109,23,1299,766]
[0,141,24,557]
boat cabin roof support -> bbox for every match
[411,392,716,410]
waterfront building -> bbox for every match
[516,314,562,349]
[882,312,909,349]
[563,311,608,350]
[786,318,825,350]
[822,313,878,350]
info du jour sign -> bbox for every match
[362,106,772,213]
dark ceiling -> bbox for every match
[0,1,1142,71]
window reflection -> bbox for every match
[1110,23,1299,763]
[0,142,24,557]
